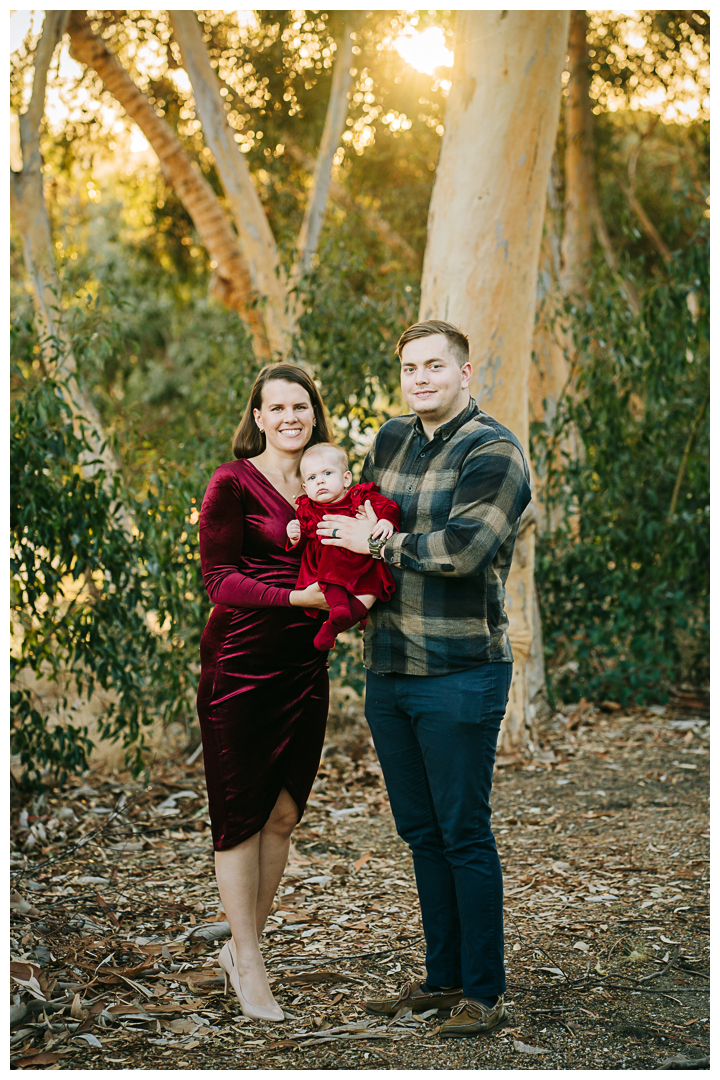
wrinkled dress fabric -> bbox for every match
[197,458,329,851]
[293,482,401,602]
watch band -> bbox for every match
[367,535,385,560]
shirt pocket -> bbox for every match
[414,468,458,530]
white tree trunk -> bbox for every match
[293,21,355,281]
[169,11,292,357]
[419,10,569,754]
[67,11,272,360]
[11,10,126,493]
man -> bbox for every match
[317,319,531,1037]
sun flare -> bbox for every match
[394,26,454,75]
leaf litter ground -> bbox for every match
[10,694,709,1071]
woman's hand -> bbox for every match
[289,581,330,610]
[317,500,378,553]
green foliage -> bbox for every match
[11,338,204,787]
[296,234,417,464]
[533,235,709,705]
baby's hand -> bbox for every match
[372,518,395,542]
[286,520,301,545]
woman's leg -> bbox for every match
[256,787,299,936]
[214,786,297,1010]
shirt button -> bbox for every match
[407,484,413,491]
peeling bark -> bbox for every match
[419,10,569,753]
[169,11,291,357]
[66,11,271,360]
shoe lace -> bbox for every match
[450,998,488,1019]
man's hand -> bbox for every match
[317,500,378,553]
[372,517,395,541]
[286,520,301,546]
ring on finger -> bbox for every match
[332,528,339,538]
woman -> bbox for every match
[197,363,332,1021]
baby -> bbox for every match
[286,443,401,650]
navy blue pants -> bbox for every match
[365,663,512,999]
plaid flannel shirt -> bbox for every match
[360,398,532,676]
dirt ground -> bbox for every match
[10,692,709,1071]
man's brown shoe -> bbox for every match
[364,980,463,1017]
[438,996,506,1037]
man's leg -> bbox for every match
[364,669,462,990]
[403,662,513,1001]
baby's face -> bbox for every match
[301,454,352,504]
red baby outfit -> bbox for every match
[292,482,401,603]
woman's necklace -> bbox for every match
[252,460,302,503]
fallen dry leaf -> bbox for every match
[514,1039,551,1055]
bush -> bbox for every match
[11,349,204,786]
[533,235,709,704]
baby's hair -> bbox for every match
[301,442,349,474]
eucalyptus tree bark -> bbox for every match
[169,11,291,357]
[560,11,595,297]
[419,9,569,754]
[10,9,124,488]
[561,10,640,314]
[66,11,271,361]
[292,21,355,283]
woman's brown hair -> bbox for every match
[232,363,333,459]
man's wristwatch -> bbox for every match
[368,535,385,560]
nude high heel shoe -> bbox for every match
[218,941,284,1022]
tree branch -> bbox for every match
[667,387,708,520]
[22,10,68,138]
[626,117,673,266]
[282,135,420,268]
[169,10,291,356]
[10,10,128,503]
[66,11,271,361]
[293,21,355,282]
[590,202,642,317]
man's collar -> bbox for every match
[412,398,479,441]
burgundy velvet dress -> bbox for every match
[197,458,329,851]
[293,483,401,602]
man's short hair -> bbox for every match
[300,442,349,474]
[395,319,470,367]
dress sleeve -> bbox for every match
[199,467,292,608]
[294,496,320,538]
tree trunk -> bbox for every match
[11,10,125,492]
[561,10,641,315]
[66,11,271,361]
[419,9,569,754]
[293,21,355,282]
[169,11,291,357]
[560,10,595,297]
